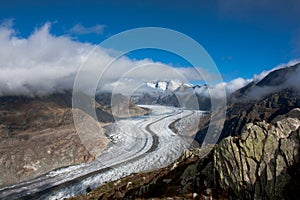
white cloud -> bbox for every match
[213,60,300,99]
[0,22,213,97]
[245,65,300,100]
[253,59,300,82]
[195,77,252,99]
[223,78,252,93]
[1,21,298,99]
[70,24,105,35]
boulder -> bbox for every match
[214,108,300,199]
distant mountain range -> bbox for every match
[144,80,196,91]
[130,80,211,110]
[131,62,300,111]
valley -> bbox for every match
[0,105,203,200]
[0,2,299,199]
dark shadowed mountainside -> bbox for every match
[195,63,300,144]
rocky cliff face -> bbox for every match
[214,108,300,199]
[220,88,300,139]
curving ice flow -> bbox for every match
[0,105,204,200]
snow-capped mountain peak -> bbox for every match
[145,82,157,89]
[144,80,194,92]
[168,80,182,91]
[157,81,168,91]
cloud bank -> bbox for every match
[0,22,216,97]
[1,21,296,99]
[195,60,300,99]
[253,59,300,82]
[194,77,252,99]
[245,62,300,100]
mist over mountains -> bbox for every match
[195,62,300,145]
[0,22,213,97]
[128,62,300,111]
[233,62,300,101]
[2,21,296,100]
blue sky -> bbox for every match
[0,0,299,82]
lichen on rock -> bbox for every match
[214,108,300,199]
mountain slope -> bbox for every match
[0,92,103,187]
[195,63,300,144]
[0,90,150,187]
[232,63,300,100]
[95,92,149,118]
[131,80,211,110]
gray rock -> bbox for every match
[214,108,300,199]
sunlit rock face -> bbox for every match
[214,108,300,199]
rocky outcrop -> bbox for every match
[214,108,300,199]
[221,88,300,139]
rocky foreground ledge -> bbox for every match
[69,108,299,200]
[214,108,300,199]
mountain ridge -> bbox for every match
[195,63,300,145]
